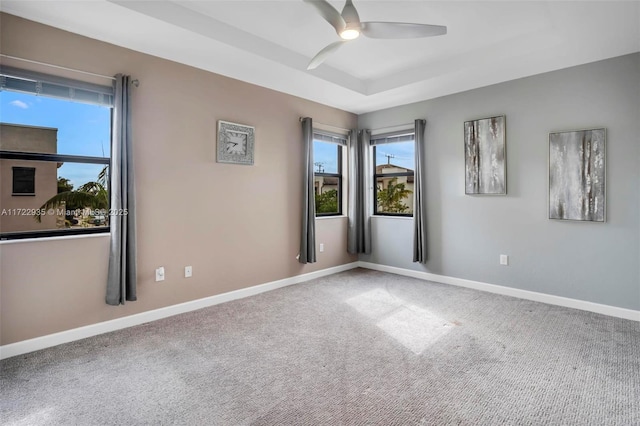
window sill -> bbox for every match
[0,231,109,245]
[316,215,347,220]
[371,215,413,220]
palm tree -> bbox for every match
[35,166,109,225]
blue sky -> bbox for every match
[313,140,339,174]
[314,138,415,174]
[375,140,414,170]
[0,91,111,188]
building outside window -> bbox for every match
[372,132,415,216]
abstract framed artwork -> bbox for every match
[464,115,506,195]
[549,128,606,222]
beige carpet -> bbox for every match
[2,268,639,425]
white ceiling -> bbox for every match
[2,1,639,114]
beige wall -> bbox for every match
[0,13,357,345]
[0,124,59,232]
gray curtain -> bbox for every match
[348,129,371,254]
[106,74,137,305]
[299,117,316,264]
[413,119,427,263]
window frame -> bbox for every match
[313,131,346,217]
[0,67,114,241]
[12,166,36,196]
[372,132,415,217]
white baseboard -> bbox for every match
[357,261,640,322]
[0,262,360,360]
[3,260,637,360]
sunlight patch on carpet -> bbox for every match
[10,407,56,426]
[346,288,453,354]
[345,288,400,318]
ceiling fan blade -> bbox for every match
[341,0,361,25]
[307,41,346,70]
[361,22,447,39]
[303,0,346,33]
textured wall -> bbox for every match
[0,13,357,345]
[359,53,640,310]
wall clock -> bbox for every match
[217,120,255,165]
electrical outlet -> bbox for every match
[155,267,165,282]
[185,266,192,278]
[500,255,509,266]
[319,243,324,252]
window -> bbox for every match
[372,132,415,216]
[12,167,35,195]
[313,131,346,216]
[0,66,113,240]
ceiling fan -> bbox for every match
[303,0,447,70]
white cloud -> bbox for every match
[9,100,28,109]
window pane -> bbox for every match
[375,175,414,215]
[1,162,109,233]
[1,88,111,237]
[0,91,111,157]
[313,137,342,215]
[12,167,35,194]
[374,140,415,215]
[314,176,340,214]
[56,163,110,228]
[313,140,339,174]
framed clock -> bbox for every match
[217,120,255,165]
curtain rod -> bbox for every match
[1,54,117,81]
[1,54,140,86]
[299,117,351,133]
[370,122,416,133]
[298,119,419,134]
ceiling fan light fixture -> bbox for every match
[304,0,447,70]
[340,28,360,40]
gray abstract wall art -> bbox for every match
[464,115,506,195]
[549,128,606,222]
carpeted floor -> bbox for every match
[2,268,639,425]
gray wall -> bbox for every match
[359,53,640,311]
